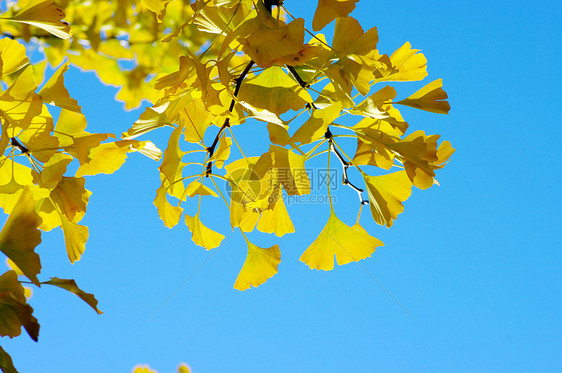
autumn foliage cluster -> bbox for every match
[0,0,452,371]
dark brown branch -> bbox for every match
[10,137,28,154]
[205,60,255,176]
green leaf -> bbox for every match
[0,345,18,373]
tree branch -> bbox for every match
[205,60,255,176]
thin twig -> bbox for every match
[324,129,368,205]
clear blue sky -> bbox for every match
[3,1,562,372]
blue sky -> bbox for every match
[3,0,562,372]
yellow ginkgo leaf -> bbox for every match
[363,171,413,228]
[159,124,187,199]
[0,188,42,285]
[50,176,91,223]
[391,130,439,190]
[256,191,294,237]
[0,270,39,341]
[75,140,138,177]
[185,213,224,250]
[238,66,312,115]
[433,140,455,170]
[385,42,428,82]
[238,3,317,68]
[185,180,218,198]
[269,145,310,196]
[36,153,72,189]
[312,0,359,31]
[7,0,72,39]
[154,187,182,228]
[300,209,382,271]
[141,0,172,22]
[60,215,88,263]
[291,102,342,145]
[397,79,450,114]
[0,38,29,77]
[234,240,281,291]
[38,62,81,113]
[229,201,260,232]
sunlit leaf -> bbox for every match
[363,171,412,228]
[234,240,280,290]
[292,102,342,145]
[154,186,182,228]
[60,215,88,264]
[300,209,382,270]
[0,38,29,77]
[38,62,81,113]
[238,66,312,115]
[397,79,450,114]
[7,0,72,39]
[185,180,218,198]
[312,0,359,31]
[185,213,224,250]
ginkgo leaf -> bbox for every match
[36,153,73,189]
[43,277,102,314]
[185,213,224,250]
[397,79,450,114]
[363,171,413,228]
[154,186,182,228]
[237,4,317,68]
[0,188,42,286]
[159,124,187,199]
[0,270,39,341]
[269,145,310,195]
[75,140,138,177]
[300,209,382,271]
[0,38,29,77]
[391,130,439,189]
[141,0,172,22]
[0,345,17,373]
[38,62,81,113]
[267,123,291,146]
[385,42,427,82]
[185,180,218,198]
[434,140,455,169]
[312,0,359,31]
[60,215,88,264]
[238,66,312,115]
[50,176,90,223]
[351,85,396,119]
[256,191,294,237]
[234,240,280,290]
[7,0,72,39]
[291,102,342,145]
